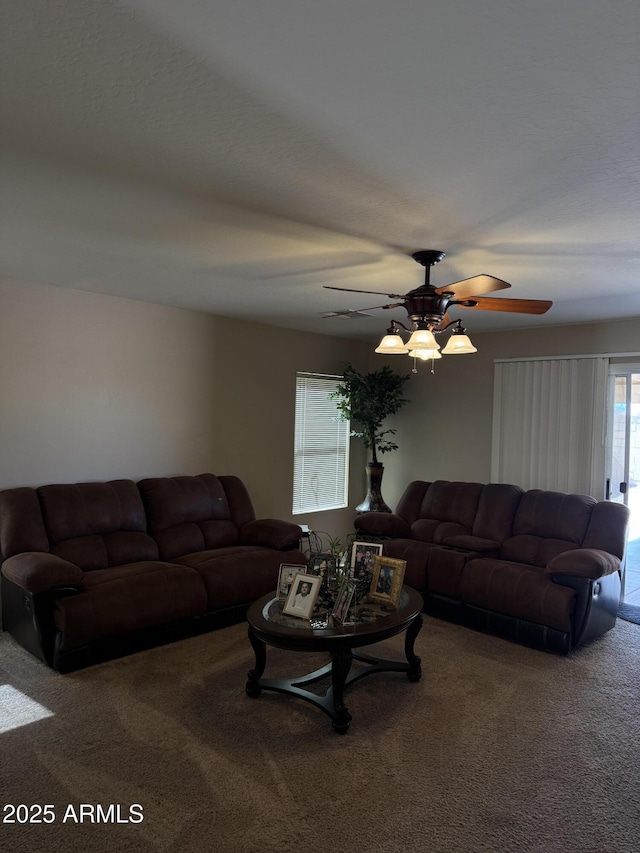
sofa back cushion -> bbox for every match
[138,474,255,561]
[472,483,524,542]
[582,500,629,559]
[0,487,51,558]
[501,489,596,567]
[409,481,484,545]
[38,480,158,571]
[395,481,432,525]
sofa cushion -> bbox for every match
[53,563,207,651]
[138,474,248,560]
[501,535,580,568]
[512,490,595,542]
[460,558,576,633]
[499,489,597,568]
[395,481,432,525]
[409,481,484,544]
[472,483,524,542]
[0,487,50,557]
[174,547,306,609]
[383,539,435,592]
[582,501,629,559]
[37,481,158,571]
[427,547,473,599]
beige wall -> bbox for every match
[0,278,368,539]
[374,318,640,509]
[4,276,639,535]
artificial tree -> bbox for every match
[331,364,410,512]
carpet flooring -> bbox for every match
[1,616,639,853]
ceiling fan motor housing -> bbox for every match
[405,290,453,326]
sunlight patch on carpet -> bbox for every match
[0,684,54,734]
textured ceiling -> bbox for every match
[2,1,639,341]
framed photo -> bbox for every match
[283,572,322,620]
[309,553,334,577]
[349,541,383,580]
[331,579,356,624]
[277,563,303,600]
[369,556,406,608]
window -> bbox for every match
[293,373,350,514]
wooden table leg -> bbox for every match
[405,613,423,681]
[330,647,353,733]
[246,625,266,697]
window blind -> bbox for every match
[292,373,350,514]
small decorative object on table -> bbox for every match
[369,556,406,609]
[310,553,334,582]
[277,564,303,601]
[282,572,322,620]
[331,579,356,624]
[349,541,383,580]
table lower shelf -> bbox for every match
[246,644,421,733]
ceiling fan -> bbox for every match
[322,249,552,363]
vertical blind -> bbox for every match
[491,356,608,498]
[292,373,350,514]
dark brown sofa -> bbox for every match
[354,480,629,653]
[0,474,306,671]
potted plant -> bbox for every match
[331,364,410,512]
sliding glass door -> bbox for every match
[606,368,640,602]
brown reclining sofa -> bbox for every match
[354,480,629,653]
[0,474,306,671]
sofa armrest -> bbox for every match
[354,512,411,539]
[239,519,303,550]
[546,548,621,580]
[1,552,84,594]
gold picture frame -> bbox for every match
[369,556,406,608]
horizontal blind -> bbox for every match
[293,373,350,514]
[491,357,608,497]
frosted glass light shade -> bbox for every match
[441,333,477,354]
[409,348,442,360]
[406,328,440,352]
[374,334,409,354]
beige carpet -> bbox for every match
[1,615,639,853]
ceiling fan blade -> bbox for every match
[459,296,553,315]
[323,302,404,318]
[435,274,511,298]
[323,285,405,299]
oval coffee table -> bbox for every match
[245,585,423,733]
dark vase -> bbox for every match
[356,463,392,513]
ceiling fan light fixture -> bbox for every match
[441,331,477,354]
[409,348,442,360]
[374,332,409,354]
[405,328,440,352]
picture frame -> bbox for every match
[369,556,406,608]
[277,563,303,600]
[282,572,322,620]
[309,553,334,578]
[349,541,383,580]
[331,579,356,624]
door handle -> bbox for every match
[606,478,611,500]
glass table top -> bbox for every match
[262,587,410,631]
